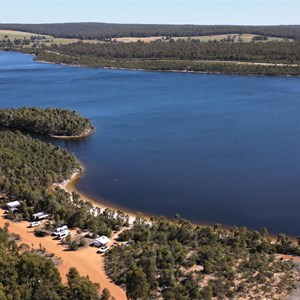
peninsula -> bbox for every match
[0,107,94,137]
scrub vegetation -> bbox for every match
[106,217,299,300]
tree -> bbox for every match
[68,240,79,251]
[260,227,269,238]
[66,267,100,300]
[100,288,111,300]
[126,263,149,300]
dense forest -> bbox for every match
[0,107,94,137]
[0,130,129,236]
[0,23,300,40]
[0,224,105,299]
[46,40,300,63]
[23,40,300,76]
[106,216,299,299]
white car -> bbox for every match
[97,245,109,253]
[30,221,41,228]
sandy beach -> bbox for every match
[49,127,94,140]
[58,170,137,225]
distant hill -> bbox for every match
[0,23,300,40]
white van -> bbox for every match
[53,225,68,236]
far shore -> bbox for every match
[34,57,300,78]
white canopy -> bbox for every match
[33,212,49,219]
[95,235,110,245]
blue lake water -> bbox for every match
[1,51,300,235]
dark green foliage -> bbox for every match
[0,23,300,40]
[126,263,149,300]
[66,267,100,300]
[0,107,93,136]
[0,228,59,300]
[0,130,79,205]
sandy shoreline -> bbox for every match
[60,168,288,245]
[57,169,137,225]
[35,56,300,78]
[49,127,94,139]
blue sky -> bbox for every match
[0,1,299,25]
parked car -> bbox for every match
[30,221,41,228]
[97,245,109,253]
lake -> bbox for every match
[1,51,300,235]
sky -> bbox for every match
[0,0,299,25]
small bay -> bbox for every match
[1,51,300,235]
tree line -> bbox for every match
[47,40,300,64]
[0,23,300,40]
